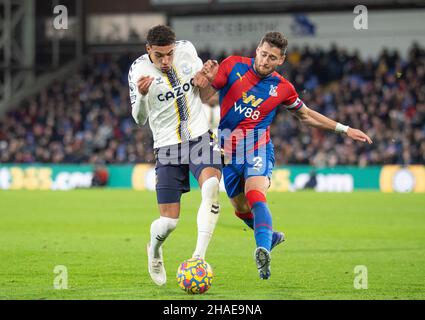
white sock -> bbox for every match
[150,216,178,258]
[193,177,220,260]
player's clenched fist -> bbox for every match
[137,75,155,95]
[201,60,219,82]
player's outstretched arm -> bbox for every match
[293,104,373,144]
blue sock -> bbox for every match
[252,203,273,251]
[247,191,273,251]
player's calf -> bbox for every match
[149,216,179,258]
[246,190,273,251]
[235,211,285,251]
[193,176,220,259]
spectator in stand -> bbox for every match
[0,43,423,167]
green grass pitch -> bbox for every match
[0,190,424,300]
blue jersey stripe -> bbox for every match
[219,62,251,106]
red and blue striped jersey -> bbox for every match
[212,56,304,155]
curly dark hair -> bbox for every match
[146,25,176,46]
[259,32,288,55]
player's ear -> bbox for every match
[146,44,151,54]
[278,54,286,66]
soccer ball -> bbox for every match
[176,258,213,294]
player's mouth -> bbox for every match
[258,65,271,75]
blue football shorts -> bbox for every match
[223,142,275,199]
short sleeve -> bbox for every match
[281,81,304,111]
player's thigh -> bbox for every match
[155,164,190,215]
[223,164,244,199]
[188,130,222,188]
[244,144,274,195]
[230,193,250,213]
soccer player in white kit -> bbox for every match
[128,25,222,286]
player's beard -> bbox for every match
[254,62,273,78]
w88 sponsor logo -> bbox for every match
[234,103,261,120]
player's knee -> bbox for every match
[159,216,179,232]
[201,177,220,201]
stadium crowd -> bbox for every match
[0,43,423,166]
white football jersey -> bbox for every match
[128,40,209,149]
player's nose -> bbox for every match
[163,56,172,65]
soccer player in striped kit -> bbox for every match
[128,25,222,286]
[198,32,372,279]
